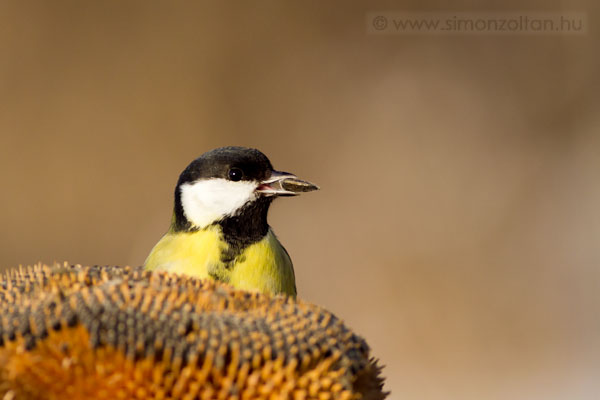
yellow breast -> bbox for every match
[144,226,296,297]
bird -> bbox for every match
[144,146,319,297]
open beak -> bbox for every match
[256,170,319,197]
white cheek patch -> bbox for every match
[180,179,258,229]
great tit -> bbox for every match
[144,146,318,297]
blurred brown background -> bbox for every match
[1,1,598,399]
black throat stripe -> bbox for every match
[218,196,272,267]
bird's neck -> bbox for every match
[218,196,273,257]
[171,192,273,256]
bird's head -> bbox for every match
[172,146,319,231]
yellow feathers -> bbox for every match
[144,225,223,276]
[144,226,296,297]
[229,230,296,296]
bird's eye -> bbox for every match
[228,168,243,181]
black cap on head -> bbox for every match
[178,146,274,186]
